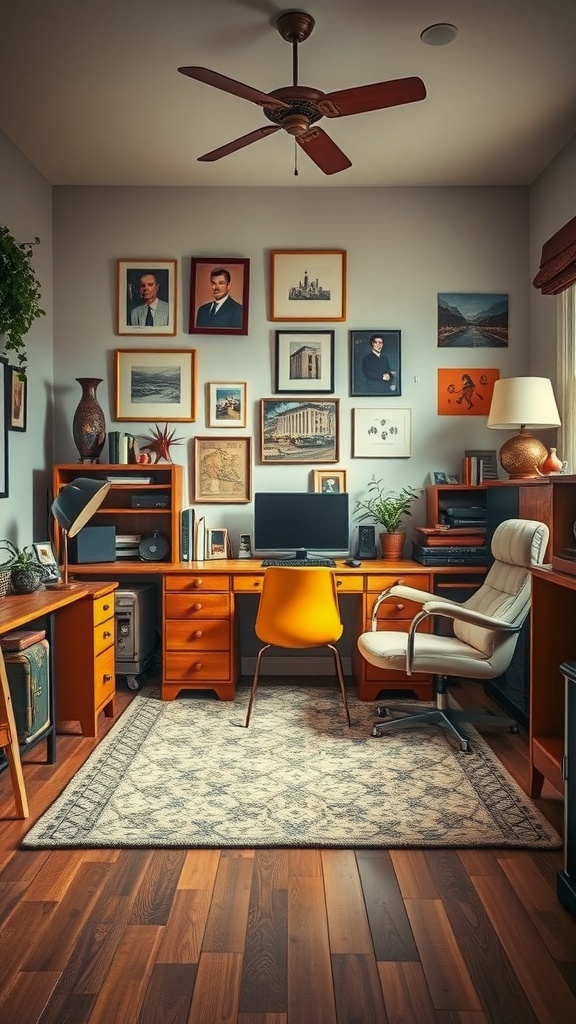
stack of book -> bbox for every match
[412,525,488,566]
[115,534,142,559]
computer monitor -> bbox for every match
[253,492,350,559]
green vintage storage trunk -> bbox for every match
[3,640,50,745]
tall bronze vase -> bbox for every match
[72,377,106,463]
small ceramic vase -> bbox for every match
[540,447,563,474]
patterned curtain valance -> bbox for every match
[533,214,576,295]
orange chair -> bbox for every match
[244,566,352,728]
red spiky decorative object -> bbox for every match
[140,423,184,464]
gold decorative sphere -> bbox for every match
[499,432,547,479]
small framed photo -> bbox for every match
[207,382,247,428]
[313,469,347,493]
[8,366,26,431]
[447,474,460,484]
[206,528,229,560]
[260,398,339,464]
[275,330,334,393]
[33,542,60,582]
[193,436,252,503]
[116,349,196,422]
[352,408,411,458]
[270,249,346,321]
[117,259,177,336]
[433,472,449,484]
[350,330,402,397]
[238,534,252,558]
[189,257,249,335]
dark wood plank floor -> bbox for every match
[0,678,575,1024]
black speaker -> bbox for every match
[355,525,377,559]
[139,531,170,562]
[70,526,116,564]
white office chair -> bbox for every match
[357,518,549,751]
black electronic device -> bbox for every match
[139,531,170,562]
[345,558,362,568]
[131,494,170,509]
[70,525,116,564]
[253,492,349,560]
[355,525,377,560]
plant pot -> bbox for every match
[10,563,48,594]
[380,531,405,561]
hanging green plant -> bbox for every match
[0,225,46,377]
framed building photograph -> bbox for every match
[0,357,8,497]
[350,330,401,397]
[270,250,346,321]
[260,398,339,464]
[313,469,347,493]
[352,408,412,458]
[437,292,509,347]
[117,259,177,336]
[193,436,251,503]
[437,368,500,415]
[189,257,249,336]
[275,330,334,393]
[8,365,26,431]
[115,349,197,421]
[33,542,61,582]
[207,382,247,428]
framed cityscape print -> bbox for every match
[193,436,251,503]
[270,250,346,321]
[350,330,401,397]
[260,398,339,464]
[8,365,26,431]
[117,259,177,336]
[352,407,411,458]
[275,330,335,393]
[207,382,247,427]
[115,349,197,421]
[189,257,249,336]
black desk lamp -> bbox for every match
[51,477,111,587]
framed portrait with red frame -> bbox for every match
[189,257,250,336]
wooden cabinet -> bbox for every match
[163,572,235,701]
[426,484,487,527]
[55,581,118,736]
[52,463,183,570]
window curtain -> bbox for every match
[557,286,576,473]
[533,215,576,295]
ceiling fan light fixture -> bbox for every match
[420,23,458,46]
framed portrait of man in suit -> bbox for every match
[189,257,249,336]
[117,259,177,336]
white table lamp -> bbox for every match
[487,376,561,479]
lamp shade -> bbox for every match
[487,377,561,429]
[51,477,111,538]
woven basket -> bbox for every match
[0,569,12,598]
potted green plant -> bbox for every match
[0,225,45,377]
[0,540,49,594]
[353,477,420,560]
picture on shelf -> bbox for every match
[313,469,347,493]
[437,293,508,348]
[437,368,500,415]
[33,542,60,582]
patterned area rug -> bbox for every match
[22,685,561,849]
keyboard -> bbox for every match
[261,557,336,568]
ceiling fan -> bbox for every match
[178,10,426,176]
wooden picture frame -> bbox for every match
[352,407,412,458]
[313,469,347,493]
[275,330,335,393]
[0,357,8,497]
[33,542,60,582]
[193,436,252,503]
[350,330,401,397]
[207,382,247,428]
[260,398,339,464]
[437,292,509,348]
[117,259,177,336]
[189,257,249,335]
[269,249,346,321]
[8,365,26,431]
[206,528,229,560]
[115,349,196,422]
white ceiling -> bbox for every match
[1,0,576,188]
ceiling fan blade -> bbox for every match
[198,126,281,162]
[318,77,426,117]
[296,127,351,175]
[178,66,290,110]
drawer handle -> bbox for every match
[192,578,204,588]
[103,603,110,611]
[103,674,112,682]
[193,630,203,639]
[336,580,342,587]
[192,602,203,612]
[193,661,202,672]
[396,604,404,611]
[396,578,405,586]
[103,630,112,639]
[253,580,261,588]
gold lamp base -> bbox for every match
[498,429,548,479]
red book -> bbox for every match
[414,527,486,547]
[0,629,47,651]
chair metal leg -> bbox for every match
[244,644,271,727]
[328,644,351,727]
[372,708,473,751]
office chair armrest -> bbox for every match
[370,585,457,630]
[405,603,522,674]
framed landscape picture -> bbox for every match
[115,349,196,421]
[193,436,251,503]
[117,259,177,336]
[270,250,346,321]
[437,293,509,348]
[260,398,339,464]
[275,330,334,393]
[189,257,249,336]
[350,330,401,397]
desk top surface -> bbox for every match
[0,581,118,633]
[66,558,487,577]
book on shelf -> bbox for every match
[413,526,486,547]
[194,516,206,561]
[107,431,142,465]
[180,507,195,562]
[105,474,153,484]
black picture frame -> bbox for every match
[350,330,402,397]
[0,357,8,497]
[8,365,26,432]
[274,330,335,393]
[189,257,249,336]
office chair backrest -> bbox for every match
[456,518,549,657]
[255,566,344,649]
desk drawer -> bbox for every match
[94,646,115,705]
[370,598,427,622]
[366,573,431,594]
[233,575,264,592]
[94,592,115,626]
[165,593,230,619]
[334,575,364,592]
[165,619,229,650]
[165,651,230,680]
[94,617,115,658]
[165,574,230,592]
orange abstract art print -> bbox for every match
[438,368,500,415]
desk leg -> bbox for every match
[0,648,29,818]
[46,615,56,764]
